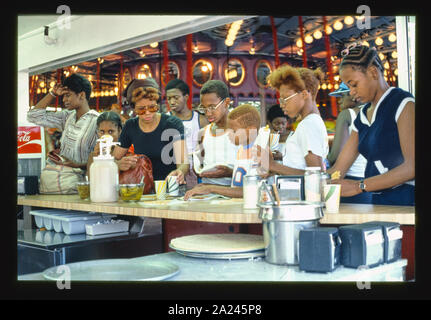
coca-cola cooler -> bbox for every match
[17,124,45,194]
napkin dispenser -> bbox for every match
[361,221,403,263]
[299,227,341,273]
[274,175,305,201]
[339,224,384,268]
[17,176,39,195]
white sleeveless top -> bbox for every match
[200,124,239,186]
[346,108,367,178]
[166,110,201,168]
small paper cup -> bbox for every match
[167,176,179,196]
[323,184,341,213]
[155,180,167,200]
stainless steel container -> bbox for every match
[259,201,324,265]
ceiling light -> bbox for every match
[150,42,159,48]
[391,51,398,59]
[296,38,303,48]
[375,37,384,46]
[388,33,397,42]
[313,30,322,39]
[304,34,313,44]
[344,16,354,25]
[333,20,343,30]
[325,25,332,35]
[362,40,370,47]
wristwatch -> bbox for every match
[359,179,367,192]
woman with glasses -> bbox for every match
[258,65,329,175]
[113,78,189,183]
[327,44,415,206]
[193,80,239,186]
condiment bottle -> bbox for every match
[90,135,120,203]
[243,175,261,209]
[320,172,331,202]
[304,167,321,203]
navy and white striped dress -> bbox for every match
[352,87,415,205]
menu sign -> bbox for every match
[18,126,42,155]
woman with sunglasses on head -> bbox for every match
[327,44,415,206]
[257,65,329,175]
[112,78,189,183]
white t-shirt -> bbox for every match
[282,113,329,170]
[346,108,367,178]
[197,124,239,186]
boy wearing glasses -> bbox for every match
[193,80,239,186]
[113,78,189,183]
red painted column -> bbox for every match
[323,16,337,118]
[298,16,308,67]
[119,53,123,106]
[186,34,193,110]
[96,59,100,112]
[55,69,61,111]
[270,16,280,68]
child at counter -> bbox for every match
[184,104,261,200]
[87,111,122,175]
[266,104,294,163]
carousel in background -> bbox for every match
[28,15,399,131]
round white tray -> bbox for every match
[43,259,179,281]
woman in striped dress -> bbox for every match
[27,74,99,193]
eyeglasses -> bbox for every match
[197,98,225,114]
[279,92,298,105]
[134,104,159,114]
[341,42,358,57]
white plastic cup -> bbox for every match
[323,184,341,213]
[167,176,179,196]
[155,180,167,200]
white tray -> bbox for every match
[42,259,180,281]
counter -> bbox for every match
[18,252,407,282]
[17,194,415,225]
[17,194,415,280]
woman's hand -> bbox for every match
[272,150,283,161]
[51,83,67,97]
[167,169,186,185]
[183,184,213,201]
[117,155,138,171]
[332,179,361,197]
[199,165,233,178]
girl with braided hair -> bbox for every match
[327,44,415,205]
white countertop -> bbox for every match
[18,252,407,282]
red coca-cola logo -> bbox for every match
[18,126,42,154]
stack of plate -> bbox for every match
[169,233,265,260]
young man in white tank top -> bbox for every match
[166,79,208,189]
[192,80,238,186]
